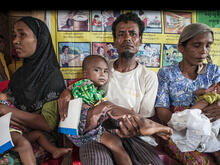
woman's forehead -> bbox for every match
[14,21,28,30]
[188,32,213,44]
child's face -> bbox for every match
[85,59,109,87]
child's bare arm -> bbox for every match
[194,83,217,96]
[106,104,136,120]
[191,100,209,110]
[192,83,217,110]
[194,89,207,96]
[84,101,135,132]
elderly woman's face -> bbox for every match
[13,21,37,58]
[178,32,213,66]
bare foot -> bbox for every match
[133,115,173,140]
[0,157,9,165]
[52,148,72,159]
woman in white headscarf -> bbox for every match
[155,23,220,165]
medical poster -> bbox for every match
[48,10,220,81]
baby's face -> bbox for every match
[85,59,109,87]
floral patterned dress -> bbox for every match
[155,63,220,165]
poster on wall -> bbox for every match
[163,11,192,34]
[134,10,195,72]
[162,44,182,67]
[196,11,220,28]
[49,10,122,80]
[57,11,90,32]
[136,43,161,67]
[91,11,121,32]
[92,42,118,60]
[133,10,162,33]
[58,42,90,67]
[48,10,220,81]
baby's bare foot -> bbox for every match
[133,116,173,139]
[0,157,9,165]
[52,148,72,159]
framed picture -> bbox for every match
[58,42,90,67]
[133,10,162,33]
[136,43,161,68]
[164,11,192,34]
[92,42,118,60]
[57,10,90,32]
[91,10,121,32]
[162,44,182,66]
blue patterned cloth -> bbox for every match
[155,63,220,109]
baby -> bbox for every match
[0,92,72,165]
[66,55,172,165]
[192,82,220,110]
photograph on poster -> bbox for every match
[163,11,192,34]
[92,42,118,60]
[133,10,162,33]
[162,44,182,67]
[136,43,161,68]
[91,10,121,32]
[58,42,90,67]
[57,10,90,32]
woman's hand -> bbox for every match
[58,89,72,121]
[203,101,220,122]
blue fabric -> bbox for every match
[155,63,220,109]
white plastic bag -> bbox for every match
[168,109,212,152]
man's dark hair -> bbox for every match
[112,12,145,39]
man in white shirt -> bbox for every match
[58,12,171,165]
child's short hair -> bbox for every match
[82,55,108,72]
